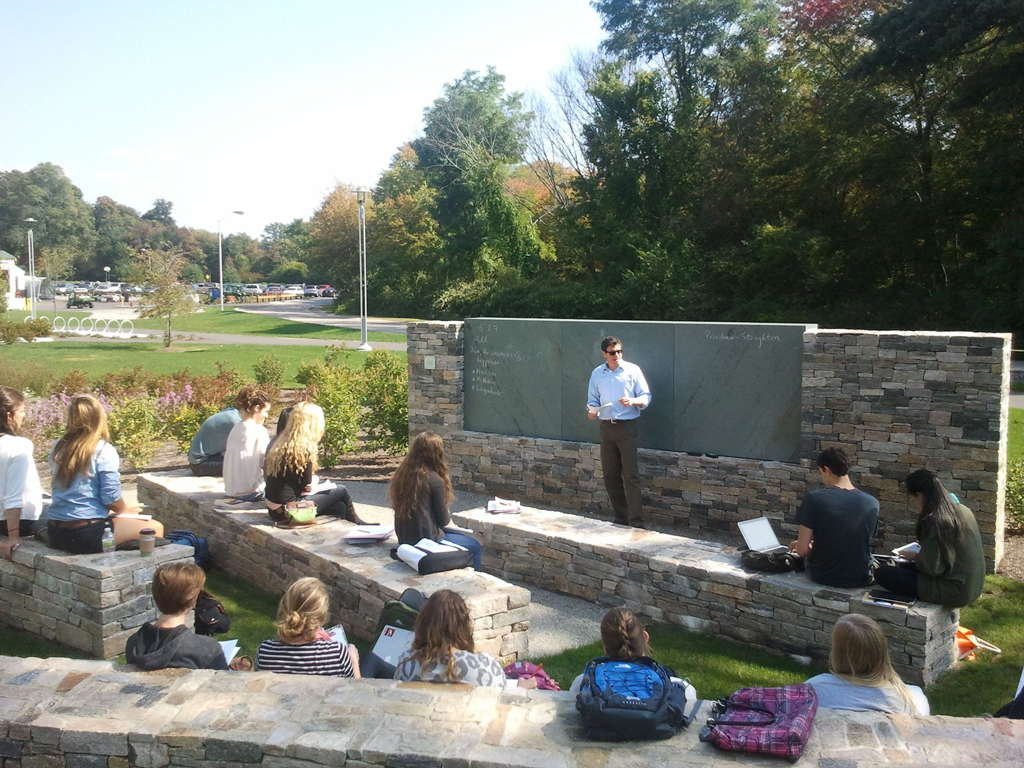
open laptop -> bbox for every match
[737,517,790,554]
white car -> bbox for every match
[283,284,304,297]
[303,285,322,297]
[241,284,264,295]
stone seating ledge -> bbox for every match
[137,470,531,663]
[1,656,1021,768]
[0,539,195,659]
[453,506,960,686]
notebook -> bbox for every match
[737,517,790,554]
[371,625,414,665]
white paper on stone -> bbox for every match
[220,639,240,665]
[487,497,521,513]
[343,524,394,542]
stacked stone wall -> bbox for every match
[0,542,194,658]
[408,323,1010,570]
[138,471,530,663]
[3,656,1023,768]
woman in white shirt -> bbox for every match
[806,613,929,715]
[223,386,271,498]
[0,387,44,561]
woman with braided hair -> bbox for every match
[255,577,360,677]
[568,607,651,695]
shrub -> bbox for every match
[253,353,285,394]
[361,350,408,454]
[1007,458,1024,534]
[297,347,362,467]
[0,317,51,345]
[107,396,161,471]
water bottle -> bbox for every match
[101,522,116,559]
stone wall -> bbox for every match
[408,323,1011,570]
[138,471,531,663]
[453,506,958,686]
[2,656,1023,768]
[0,541,194,658]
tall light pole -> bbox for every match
[355,189,371,351]
[218,210,244,311]
[23,219,36,321]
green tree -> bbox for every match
[133,248,198,347]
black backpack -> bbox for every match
[165,530,212,571]
[740,549,804,574]
[194,590,231,635]
[576,656,694,741]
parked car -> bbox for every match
[54,282,75,295]
[303,285,322,297]
[265,284,284,295]
[283,284,304,297]
[318,285,335,297]
[241,283,264,295]
[67,294,95,308]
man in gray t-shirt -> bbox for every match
[187,408,241,477]
[790,448,879,589]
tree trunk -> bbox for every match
[164,317,172,348]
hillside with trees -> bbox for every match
[2,0,1021,334]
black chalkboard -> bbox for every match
[464,318,809,462]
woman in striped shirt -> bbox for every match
[256,577,360,677]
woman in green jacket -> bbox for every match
[875,469,985,608]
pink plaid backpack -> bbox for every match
[699,684,818,762]
[503,661,561,691]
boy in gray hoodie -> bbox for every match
[126,562,228,670]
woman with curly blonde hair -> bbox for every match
[390,432,482,569]
[264,402,363,523]
[256,577,360,677]
[805,614,929,715]
[47,394,164,553]
[393,589,505,687]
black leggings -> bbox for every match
[268,486,356,522]
[874,564,919,598]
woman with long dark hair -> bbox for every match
[874,469,985,607]
[47,394,164,554]
[389,431,482,570]
[393,589,504,686]
[0,387,43,561]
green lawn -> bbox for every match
[0,341,396,390]
[1010,408,1024,463]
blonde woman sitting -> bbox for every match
[264,402,364,524]
[255,577,360,677]
[805,614,929,715]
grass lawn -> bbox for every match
[8,307,405,343]
[0,341,397,390]
[1010,408,1024,463]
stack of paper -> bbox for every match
[487,497,521,513]
[219,639,240,665]
[343,524,395,543]
[396,538,466,569]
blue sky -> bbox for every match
[0,0,606,237]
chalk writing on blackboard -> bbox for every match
[705,330,781,349]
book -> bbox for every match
[861,590,913,610]
[342,524,394,543]
[303,479,336,495]
[487,497,521,513]
[326,624,348,647]
[219,639,240,665]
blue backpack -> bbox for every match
[576,656,694,741]
[165,530,212,571]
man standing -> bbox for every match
[587,337,651,527]
[789,448,879,588]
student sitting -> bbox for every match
[126,562,228,670]
[789,448,878,588]
[805,614,929,715]
[264,403,364,524]
[187,396,244,477]
[256,577,360,677]
[390,432,482,570]
[223,385,271,498]
[47,394,164,553]
[393,589,506,687]
[1,387,44,561]
[569,606,662,696]
[874,469,985,608]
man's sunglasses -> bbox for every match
[606,349,624,356]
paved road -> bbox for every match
[234,298,412,335]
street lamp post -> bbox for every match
[217,211,244,311]
[104,266,110,286]
[23,218,36,321]
[355,189,371,352]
